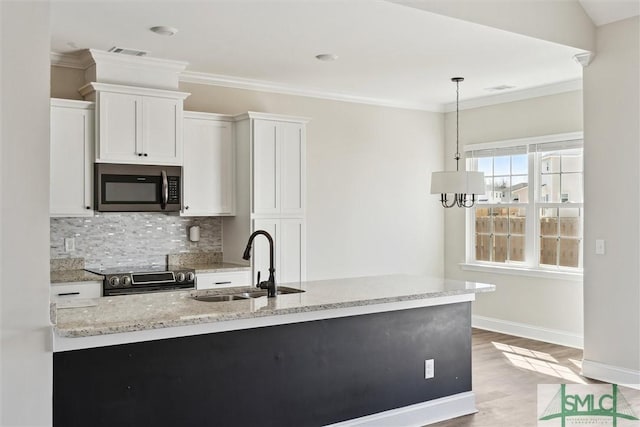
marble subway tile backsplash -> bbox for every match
[51,213,222,269]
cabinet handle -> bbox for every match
[143,153,148,157]
[57,292,80,297]
[215,281,232,285]
[86,206,91,210]
[185,205,189,210]
[137,153,143,157]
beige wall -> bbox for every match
[51,70,447,281]
[583,16,640,378]
[1,1,52,425]
[444,90,585,344]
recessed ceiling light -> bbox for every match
[484,84,516,92]
[150,26,178,36]
[315,53,338,62]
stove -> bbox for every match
[86,265,196,296]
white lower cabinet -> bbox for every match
[182,112,235,216]
[50,281,102,302]
[50,99,95,217]
[252,218,306,286]
[196,270,252,290]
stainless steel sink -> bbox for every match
[192,286,304,302]
[193,294,249,302]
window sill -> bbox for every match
[460,263,583,282]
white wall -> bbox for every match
[443,91,585,346]
[1,1,52,426]
[179,83,446,280]
[582,16,640,384]
[50,73,446,281]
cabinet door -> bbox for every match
[98,92,141,161]
[50,104,94,216]
[251,219,279,285]
[279,122,305,215]
[183,118,234,215]
[279,218,306,284]
[142,96,182,165]
[252,120,280,214]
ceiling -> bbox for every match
[50,0,601,111]
[578,0,639,26]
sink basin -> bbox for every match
[242,286,305,298]
[193,294,249,302]
[192,286,304,302]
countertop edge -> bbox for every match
[52,291,483,351]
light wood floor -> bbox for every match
[428,329,598,427]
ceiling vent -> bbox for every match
[108,46,149,57]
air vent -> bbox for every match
[108,46,149,57]
[485,84,516,92]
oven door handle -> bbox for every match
[161,170,168,210]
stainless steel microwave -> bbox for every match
[95,163,182,212]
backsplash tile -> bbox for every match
[50,213,222,269]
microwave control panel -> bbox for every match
[168,177,180,204]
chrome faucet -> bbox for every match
[242,230,277,297]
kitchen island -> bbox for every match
[52,275,494,427]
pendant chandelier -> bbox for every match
[430,77,485,208]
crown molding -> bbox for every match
[78,82,190,99]
[444,79,583,112]
[180,71,443,112]
[50,52,94,69]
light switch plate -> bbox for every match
[595,239,605,255]
[64,237,75,253]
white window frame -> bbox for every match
[462,132,584,281]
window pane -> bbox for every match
[493,177,510,203]
[475,207,492,233]
[540,174,560,202]
[493,235,508,262]
[540,237,558,266]
[540,208,558,236]
[476,234,491,261]
[561,173,583,203]
[480,178,493,203]
[559,238,580,268]
[561,150,583,173]
[512,154,528,175]
[511,175,528,202]
[540,153,561,173]
[510,235,525,261]
[559,208,581,237]
[477,157,492,175]
[494,156,510,175]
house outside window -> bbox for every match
[465,132,583,276]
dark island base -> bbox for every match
[54,302,472,427]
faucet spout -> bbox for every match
[242,230,276,297]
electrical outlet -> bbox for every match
[64,237,75,253]
[424,359,434,379]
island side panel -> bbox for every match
[54,302,471,427]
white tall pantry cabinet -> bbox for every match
[224,112,309,285]
[50,99,95,217]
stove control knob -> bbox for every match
[121,276,131,286]
[176,272,186,282]
[186,272,195,282]
[109,276,120,287]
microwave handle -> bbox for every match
[161,170,168,210]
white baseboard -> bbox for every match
[472,315,584,349]
[326,392,476,427]
[582,359,640,390]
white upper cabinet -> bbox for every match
[79,82,190,166]
[183,112,236,216]
[252,118,305,216]
[50,99,95,217]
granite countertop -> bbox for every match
[183,262,250,273]
[52,275,495,338]
[51,270,104,284]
